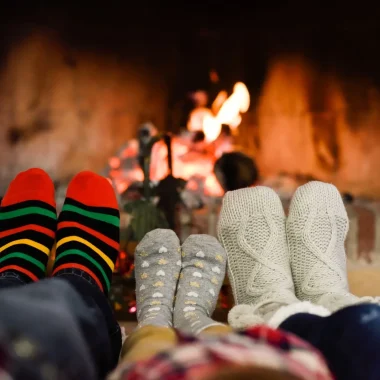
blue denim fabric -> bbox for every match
[280,303,380,380]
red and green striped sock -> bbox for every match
[0,168,57,282]
[52,171,120,294]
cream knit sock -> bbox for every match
[218,187,299,329]
[287,181,374,312]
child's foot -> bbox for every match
[0,168,56,282]
[52,171,120,295]
[135,229,181,328]
[173,234,227,334]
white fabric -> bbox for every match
[267,301,331,328]
[218,187,299,328]
[287,181,375,312]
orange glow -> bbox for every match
[203,114,222,143]
[108,84,250,198]
[204,174,224,197]
[209,69,220,83]
[216,82,250,129]
[109,157,121,169]
[212,90,228,114]
[233,82,250,113]
[187,82,250,142]
[187,107,214,132]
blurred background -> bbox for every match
[2,2,380,197]
[2,2,380,318]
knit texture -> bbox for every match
[0,169,57,282]
[287,181,374,312]
[135,229,181,328]
[52,171,120,295]
[174,234,227,334]
[218,187,299,328]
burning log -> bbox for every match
[214,151,259,192]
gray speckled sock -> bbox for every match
[135,229,181,328]
[173,234,227,334]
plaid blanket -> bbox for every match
[109,325,333,380]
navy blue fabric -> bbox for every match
[0,271,121,379]
[280,303,380,380]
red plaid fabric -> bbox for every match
[109,325,333,380]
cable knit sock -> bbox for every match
[135,229,181,328]
[173,235,227,334]
[52,171,120,295]
[0,169,56,282]
[287,181,374,312]
[218,187,299,329]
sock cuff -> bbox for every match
[267,301,331,328]
[228,304,265,329]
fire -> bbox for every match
[204,173,224,197]
[108,81,251,199]
[203,114,222,143]
[188,82,250,141]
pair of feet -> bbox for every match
[0,168,120,294]
[135,230,227,335]
[218,181,375,329]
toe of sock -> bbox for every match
[219,186,284,225]
[289,181,346,217]
[66,171,118,209]
[136,229,180,253]
[2,168,55,207]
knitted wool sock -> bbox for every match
[135,229,181,328]
[52,171,120,295]
[173,235,227,335]
[0,168,56,282]
[218,187,299,330]
[287,181,374,312]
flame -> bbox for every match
[216,82,250,129]
[109,82,250,199]
[233,82,250,113]
[211,90,228,114]
[188,81,250,142]
[187,107,213,132]
[203,114,222,143]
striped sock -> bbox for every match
[0,168,57,282]
[52,171,120,294]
